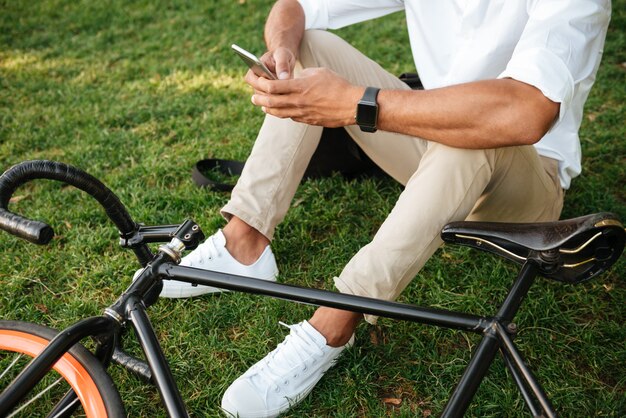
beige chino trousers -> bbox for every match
[222,30,564,323]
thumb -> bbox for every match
[273,48,294,80]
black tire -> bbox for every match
[0,320,125,417]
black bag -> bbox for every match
[192,73,423,191]
[191,128,384,191]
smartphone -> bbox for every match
[231,44,277,80]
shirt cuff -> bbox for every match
[297,0,329,30]
[498,47,575,123]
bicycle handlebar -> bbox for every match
[0,160,137,245]
[0,208,54,245]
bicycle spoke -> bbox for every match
[7,377,64,418]
[49,395,81,418]
[0,354,22,382]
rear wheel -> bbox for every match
[0,320,124,417]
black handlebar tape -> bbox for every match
[0,208,54,245]
[112,349,153,383]
[0,160,136,243]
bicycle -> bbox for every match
[0,160,623,417]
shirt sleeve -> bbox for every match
[498,0,611,122]
[297,0,404,30]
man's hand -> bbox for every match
[259,47,296,80]
[246,67,363,128]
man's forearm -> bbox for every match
[377,78,560,149]
[264,0,305,57]
[248,70,560,148]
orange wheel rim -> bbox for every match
[0,330,108,417]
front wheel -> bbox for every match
[0,320,125,417]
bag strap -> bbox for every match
[191,159,245,191]
[398,72,423,90]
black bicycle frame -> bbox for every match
[5,161,622,417]
[157,257,553,418]
[0,254,553,418]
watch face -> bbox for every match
[357,102,378,127]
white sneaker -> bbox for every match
[221,321,354,418]
[159,229,278,298]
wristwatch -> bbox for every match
[356,87,380,133]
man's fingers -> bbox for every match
[252,77,301,95]
[252,92,294,109]
[244,69,258,87]
[261,106,326,127]
[245,71,279,95]
[261,104,306,121]
[259,51,277,73]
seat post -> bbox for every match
[496,261,539,322]
[441,262,539,417]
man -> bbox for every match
[164,1,610,416]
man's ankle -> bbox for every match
[309,307,362,347]
[222,217,270,265]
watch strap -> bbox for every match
[361,86,380,105]
[357,87,381,133]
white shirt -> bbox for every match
[297,0,611,189]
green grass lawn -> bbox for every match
[1,1,624,416]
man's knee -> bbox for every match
[299,29,349,68]
[423,142,496,171]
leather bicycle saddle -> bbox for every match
[441,213,625,284]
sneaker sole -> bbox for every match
[220,380,318,418]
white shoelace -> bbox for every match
[185,235,220,266]
[251,322,326,392]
